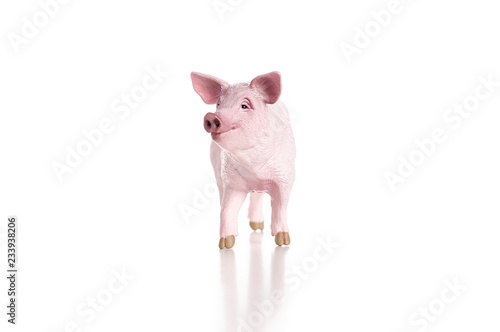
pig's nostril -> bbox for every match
[204,113,221,133]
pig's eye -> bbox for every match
[241,104,248,109]
[217,104,220,107]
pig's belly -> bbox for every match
[246,179,274,193]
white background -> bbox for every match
[1,0,499,331]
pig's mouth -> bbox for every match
[211,127,237,139]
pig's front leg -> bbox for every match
[270,185,292,246]
[219,189,247,249]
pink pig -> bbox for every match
[191,71,296,249]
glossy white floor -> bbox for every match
[1,169,499,332]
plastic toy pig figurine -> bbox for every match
[191,71,296,249]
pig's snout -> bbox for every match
[204,113,222,133]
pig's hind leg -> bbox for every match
[248,192,265,231]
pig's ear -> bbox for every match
[191,72,229,104]
[250,71,281,104]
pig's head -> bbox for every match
[191,71,282,153]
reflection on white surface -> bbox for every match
[220,232,289,331]
[220,249,238,330]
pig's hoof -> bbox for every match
[275,232,290,246]
[219,235,235,249]
[249,221,264,231]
